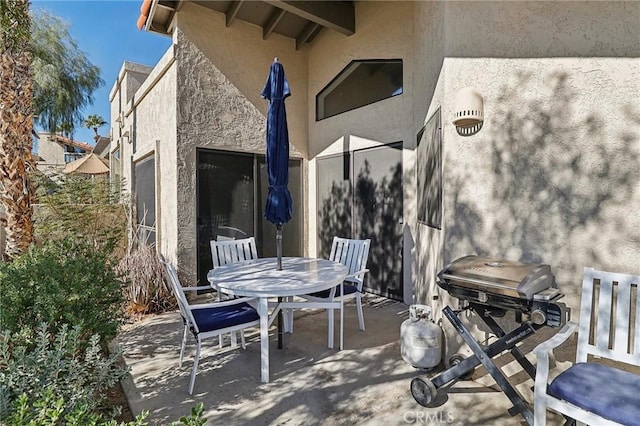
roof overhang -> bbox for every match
[137,0,355,50]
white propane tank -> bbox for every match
[401,304,442,370]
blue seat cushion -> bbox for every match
[548,362,640,426]
[307,283,358,299]
[191,302,258,333]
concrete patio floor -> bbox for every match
[116,295,570,425]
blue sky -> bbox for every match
[32,0,172,146]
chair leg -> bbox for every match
[285,296,294,333]
[533,399,547,426]
[328,308,334,349]
[230,331,238,347]
[356,294,365,331]
[188,336,201,395]
[240,330,246,349]
[217,289,225,349]
[179,324,188,367]
[534,381,550,426]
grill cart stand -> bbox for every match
[411,256,568,426]
[411,304,548,425]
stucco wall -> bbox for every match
[173,3,308,283]
[306,1,416,303]
[409,1,640,355]
[110,50,179,264]
[110,62,155,143]
[130,54,178,265]
[307,1,415,157]
[36,137,65,165]
[412,1,448,311]
[173,27,268,282]
[176,2,308,157]
[448,1,638,294]
[304,0,640,347]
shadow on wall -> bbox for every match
[317,180,351,259]
[318,160,403,297]
[446,71,639,300]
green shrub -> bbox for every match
[0,238,125,344]
[2,390,150,425]
[0,323,128,422]
[2,391,206,426]
[34,174,128,258]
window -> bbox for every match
[64,153,84,163]
[111,146,121,179]
[316,59,403,121]
[134,155,155,245]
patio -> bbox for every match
[116,295,570,425]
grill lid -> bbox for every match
[438,255,557,299]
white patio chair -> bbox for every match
[210,237,260,345]
[533,267,640,425]
[210,236,258,267]
[210,236,258,300]
[162,260,259,395]
[300,237,371,347]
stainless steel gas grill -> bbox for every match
[410,255,568,426]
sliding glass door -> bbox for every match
[197,149,302,285]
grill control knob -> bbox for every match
[531,309,546,325]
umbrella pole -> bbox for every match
[276,224,283,270]
[277,223,283,349]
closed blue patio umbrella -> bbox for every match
[262,58,293,271]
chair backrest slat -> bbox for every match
[595,275,613,351]
[329,237,371,285]
[577,267,640,365]
[635,284,640,356]
[615,279,632,354]
[211,237,258,268]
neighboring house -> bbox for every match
[115,1,639,345]
[35,132,94,176]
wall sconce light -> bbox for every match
[114,112,125,129]
[122,130,131,143]
[453,87,484,136]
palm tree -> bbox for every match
[83,114,107,137]
[0,0,36,260]
[55,122,74,138]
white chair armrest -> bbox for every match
[346,268,369,280]
[533,320,578,402]
[190,297,258,310]
[533,321,578,358]
[182,285,213,292]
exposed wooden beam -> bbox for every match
[226,1,244,27]
[296,21,320,50]
[263,8,286,40]
[305,24,323,44]
[264,0,355,36]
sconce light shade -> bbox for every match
[453,87,484,136]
